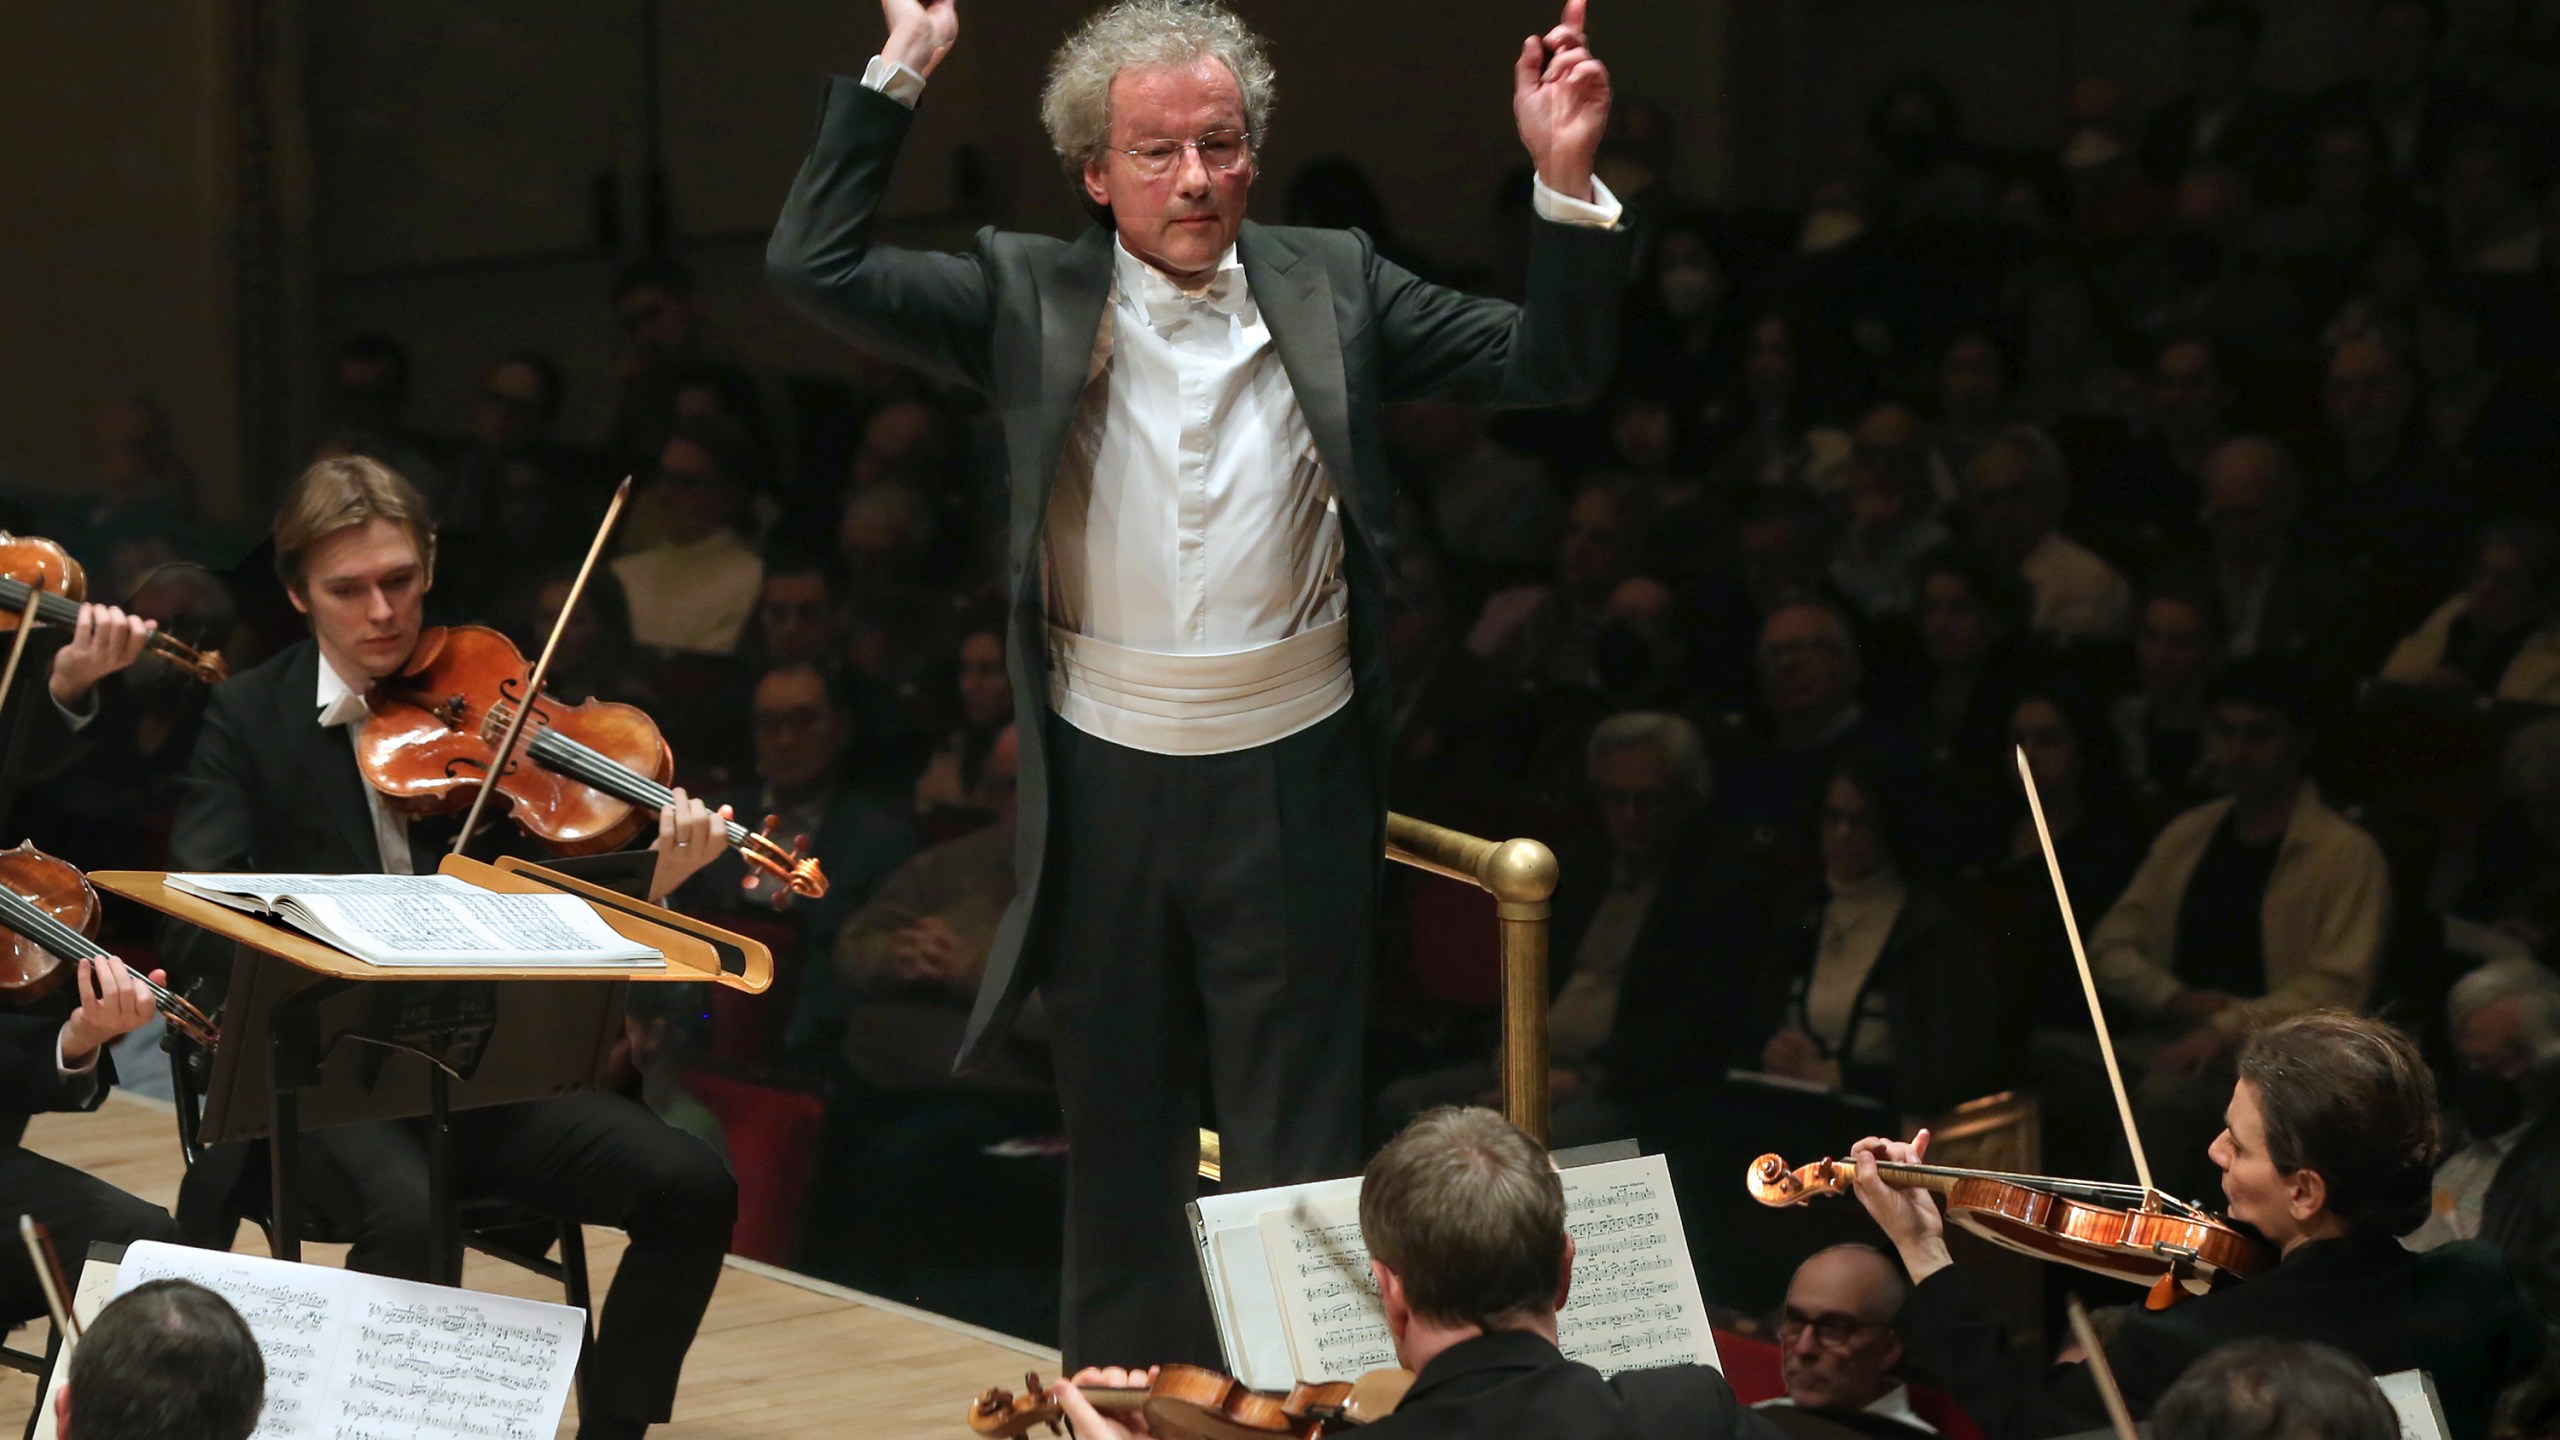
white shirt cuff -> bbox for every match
[1531,173,1623,229]
[54,690,98,733]
[861,55,926,108]
[56,1029,98,1080]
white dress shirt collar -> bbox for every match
[1115,240,1253,332]
[314,649,371,728]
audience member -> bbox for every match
[2463,717,2560,955]
[2111,589,2224,817]
[2001,684,2144,1034]
[57,1280,263,1440]
[1721,601,1911,837]
[1471,480,1646,689]
[1745,751,1994,1117]
[2302,334,2479,634]
[2149,1340,2398,1440]
[1875,543,2041,844]
[2441,124,2545,277]
[1696,307,1856,498]
[44,396,203,574]
[751,544,924,798]
[2009,267,2136,428]
[605,255,769,476]
[2081,337,2229,568]
[2113,165,2305,359]
[2405,959,2560,1316]
[1388,401,1563,580]
[2138,1,2288,192]
[1923,330,2015,506]
[2151,436,2362,674]
[1756,1246,1928,1438]
[1380,714,1759,1146]
[2379,519,2560,702]
[2081,659,2390,1200]
[2308,0,2503,188]
[2414,281,2557,486]
[1383,546,1536,814]
[611,415,767,657]
[1828,405,1949,620]
[914,613,1014,817]
[1961,427,2130,646]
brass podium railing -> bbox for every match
[1384,812,1559,1144]
[1199,811,1559,1179]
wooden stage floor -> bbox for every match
[0,1093,1057,1438]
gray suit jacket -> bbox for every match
[767,77,1631,1067]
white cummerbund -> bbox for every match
[1047,617,1354,756]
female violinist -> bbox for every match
[161,455,740,1439]
[1846,1012,2541,1440]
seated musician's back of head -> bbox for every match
[2151,1340,2398,1440]
[1360,1104,1571,1345]
[58,1279,263,1440]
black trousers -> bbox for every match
[294,1092,736,1431]
[1041,705,1378,1367]
[0,1144,180,1326]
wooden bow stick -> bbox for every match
[453,477,633,856]
[2067,1295,2139,1440]
[20,1215,80,1342]
[2015,745,2160,1200]
[0,583,43,728]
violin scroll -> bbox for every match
[741,819,828,903]
[1746,1153,1850,1207]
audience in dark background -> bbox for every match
[15,0,2560,1396]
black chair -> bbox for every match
[164,1034,594,1412]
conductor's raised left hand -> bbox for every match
[1512,0,1612,202]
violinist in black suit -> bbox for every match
[161,457,737,1440]
[1849,1011,2543,1440]
[1054,1107,1786,1440]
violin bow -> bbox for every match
[19,1215,80,1343]
[0,583,44,734]
[2066,1295,2139,1440]
[452,477,633,857]
[2015,745,2161,1200]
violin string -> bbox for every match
[0,577,83,630]
[1875,1159,2153,1202]
[0,885,210,1036]
[525,730,753,846]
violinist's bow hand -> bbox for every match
[1850,1130,1953,1285]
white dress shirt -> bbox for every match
[316,651,416,875]
[861,57,1619,754]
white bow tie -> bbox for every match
[1142,266,1250,332]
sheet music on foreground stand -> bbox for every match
[165,872,663,969]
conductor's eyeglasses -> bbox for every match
[1112,129,1250,177]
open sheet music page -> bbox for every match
[113,1240,587,1440]
[165,872,661,968]
[1201,1153,1718,1388]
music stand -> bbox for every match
[92,855,770,1284]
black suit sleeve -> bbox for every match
[1896,1266,2126,1440]
[0,1014,109,1116]
[1367,216,1629,408]
[765,77,999,394]
[159,682,265,989]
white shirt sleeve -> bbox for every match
[55,1027,99,1080]
[1530,173,1624,230]
[861,55,927,108]
[53,689,98,733]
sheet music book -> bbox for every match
[1189,1152,1719,1390]
[166,872,661,969]
[80,1241,589,1440]
[2376,1370,2450,1440]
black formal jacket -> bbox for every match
[1900,1235,2545,1440]
[767,79,1632,1068]
[2482,1107,2560,1323]
[1363,1330,1786,1440]
[0,1014,114,1149]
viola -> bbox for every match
[1746,1153,2271,1304]
[0,841,220,1048]
[968,1364,1411,1440]
[0,533,228,684]
[356,625,827,900]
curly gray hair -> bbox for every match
[1038,0,1277,177]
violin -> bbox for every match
[0,841,220,1048]
[968,1365,1412,1440]
[356,625,827,900]
[1746,1153,2271,1304]
[0,533,229,684]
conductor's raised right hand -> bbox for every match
[1850,1129,1955,1285]
[881,0,958,77]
